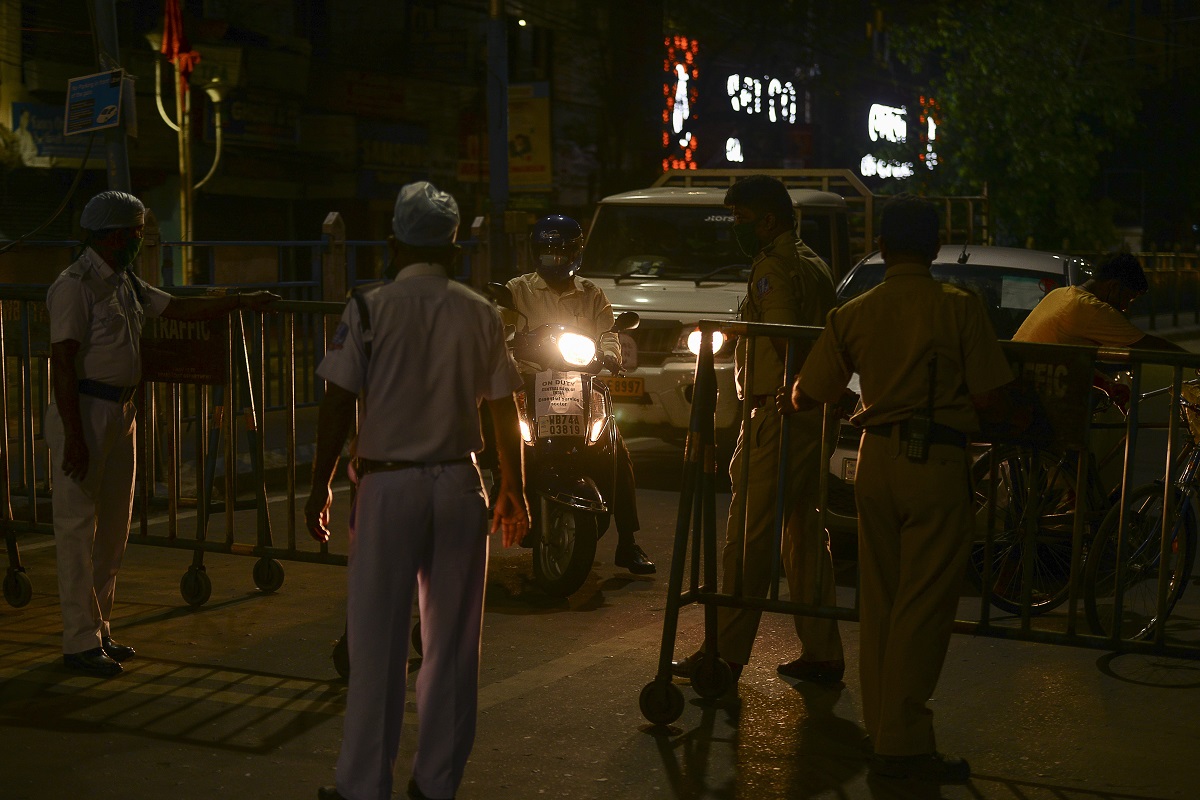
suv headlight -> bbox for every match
[683,328,727,356]
[557,332,596,366]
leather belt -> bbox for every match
[77,378,137,404]
[865,420,968,449]
[355,456,474,476]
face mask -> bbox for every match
[118,237,143,268]
[731,222,760,257]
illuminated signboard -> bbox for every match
[860,97,940,180]
[662,36,811,169]
[662,36,699,171]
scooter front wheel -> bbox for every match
[532,500,598,597]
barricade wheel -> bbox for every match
[180,568,212,607]
[410,620,423,656]
[3,569,32,608]
[253,558,285,593]
[639,679,685,725]
[332,633,350,679]
[690,656,733,700]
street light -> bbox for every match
[194,77,227,190]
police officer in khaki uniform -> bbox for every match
[46,190,276,678]
[306,181,528,800]
[784,195,1015,783]
[673,175,844,684]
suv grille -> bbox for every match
[626,319,683,367]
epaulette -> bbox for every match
[349,282,385,361]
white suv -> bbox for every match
[580,181,851,445]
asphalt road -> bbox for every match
[3,434,1200,799]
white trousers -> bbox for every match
[44,397,137,654]
[336,462,489,800]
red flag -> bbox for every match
[161,0,201,97]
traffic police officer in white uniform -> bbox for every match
[306,181,528,800]
[46,190,277,678]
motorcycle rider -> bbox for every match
[504,214,655,575]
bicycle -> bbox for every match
[1083,381,1200,640]
[968,379,1167,616]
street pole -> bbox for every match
[173,63,193,282]
[487,0,509,278]
[91,0,131,191]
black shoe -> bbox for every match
[869,751,971,783]
[776,656,845,684]
[317,787,347,800]
[101,636,136,662]
[614,543,656,574]
[63,647,122,677]
[670,649,742,682]
[407,777,454,800]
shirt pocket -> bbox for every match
[93,294,128,344]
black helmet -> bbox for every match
[530,214,584,282]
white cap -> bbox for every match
[80,190,145,231]
[392,181,459,246]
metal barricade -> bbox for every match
[1,293,348,610]
[639,319,1200,725]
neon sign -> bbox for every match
[726,74,797,124]
[663,36,699,171]
[860,101,940,180]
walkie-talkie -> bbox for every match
[905,355,937,463]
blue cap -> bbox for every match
[392,181,459,246]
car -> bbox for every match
[580,181,852,448]
[96,104,118,124]
[823,244,1092,533]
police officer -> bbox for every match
[504,214,655,575]
[306,181,528,800]
[672,174,843,684]
[783,194,1016,783]
[46,190,277,678]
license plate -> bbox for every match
[841,457,857,482]
[603,377,645,398]
[537,414,583,437]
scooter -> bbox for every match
[488,283,639,597]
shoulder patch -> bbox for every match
[755,276,772,298]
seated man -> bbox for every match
[505,214,655,575]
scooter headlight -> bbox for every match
[686,329,726,356]
[587,386,608,443]
[515,391,534,444]
[557,332,596,366]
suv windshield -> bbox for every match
[582,205,835,280]
[582,206,744,279]
[838,262,1065,339]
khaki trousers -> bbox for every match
[716,403,843,665]
[45,398,137,655]
[854,431,973,756]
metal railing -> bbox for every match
[1,295,348,610]
[639,319,1200,724]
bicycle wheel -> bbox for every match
[969,446,1080,615]
[1084,483,1196,640]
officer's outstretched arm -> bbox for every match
[487,394,529,547]
[305,382,358,543]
